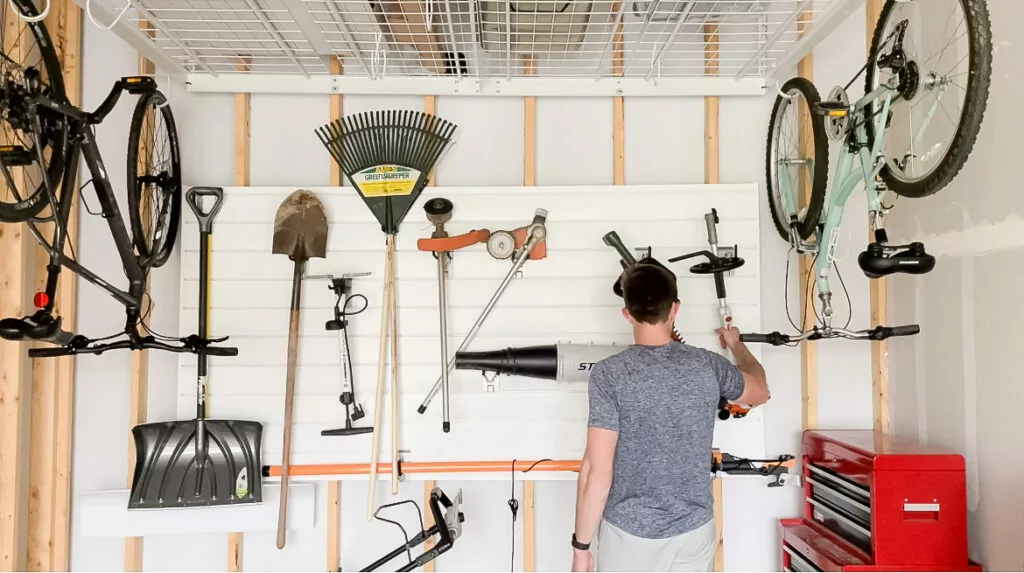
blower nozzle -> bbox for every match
[455,344,628,383]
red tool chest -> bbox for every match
[781,430,981,572]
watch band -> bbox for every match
[571,533,590,551]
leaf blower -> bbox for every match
[454,343,628,383]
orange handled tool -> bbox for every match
[417,229,490,253]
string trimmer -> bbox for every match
[668,209,748,420]
[416,197,489,433]
[415,209,548,425]
[316,110,457,519]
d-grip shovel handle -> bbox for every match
[186,187,225,233]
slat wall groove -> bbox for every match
[177,184,765,470]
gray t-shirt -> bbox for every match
[587,341,745,539]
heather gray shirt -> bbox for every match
[587,341,745,539]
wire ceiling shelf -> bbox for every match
[72,0,862,95]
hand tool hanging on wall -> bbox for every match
[455,343,627,383]
[316,110,458,519]
[602,230,683,342]
[416,209,548,424]
[128,187,262,510]
[668,209,749,420]
[272,189,329,549]
[307,272,373,437]
[416,197,490,434]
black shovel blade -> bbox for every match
[128,419,263,509]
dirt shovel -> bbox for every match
[272,189,328,549]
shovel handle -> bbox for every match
[186,187,225,234]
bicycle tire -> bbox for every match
[0,0,69,223]
[864,0,992,198]
[126,89,181,269]
[765,77,829,242]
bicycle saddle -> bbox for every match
[0,311,67,342]
[858,242,935,279]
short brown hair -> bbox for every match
[621,263,678,324]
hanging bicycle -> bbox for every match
[0,0,236,358]
[744,0,992,346]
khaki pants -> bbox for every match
[595,519,716,572]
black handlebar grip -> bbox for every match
[740,333,771,343]
[889,325,921,337]
[28,346,74,358]
[602,231,636,265]
[741,332,790,346]
[201,346,238,357]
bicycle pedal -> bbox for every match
[121,76,157,95]
[0,145,34,166]
[812,101,849,118]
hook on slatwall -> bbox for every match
[9,0,50,22]
[649,43,661,86]
[156,74,172,108]
[776,79,797,100]
[85,0,132,30]
[425,0,433,33]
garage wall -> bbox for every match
[887,0,1023,569]
[69,5,876,570]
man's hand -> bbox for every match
[571,549,595,572]
[715,325,741,350]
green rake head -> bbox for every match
[316,110,458,234]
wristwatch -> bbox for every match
[571,533,590,551]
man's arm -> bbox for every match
[573,427,618,547]
[716,326,770,406]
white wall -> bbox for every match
[887,0,1024,569]
[68,6,883,570]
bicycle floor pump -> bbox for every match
[309,272,373,437]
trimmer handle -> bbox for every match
[186,187,225,234]
[704,209,719,246]
[603,231,637,267]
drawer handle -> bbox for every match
[783,545,821,572]
[904,502,940,512]
[806,497,872,538]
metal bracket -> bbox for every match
[397,449,410,481]
[768,473,801,488]
[633,246,651,260]
[482,371,500,393]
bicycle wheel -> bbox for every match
[0,0,69,223]
[865,0,992,198]
[765,77,829,242]
[127,89,181,269]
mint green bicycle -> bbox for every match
[744,0,992,346]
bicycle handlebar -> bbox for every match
[28,336,238,358]
[741,324,920,346]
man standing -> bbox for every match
[571,263,770,572]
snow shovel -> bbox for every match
[272,189,329,549]
[128,187,262,510]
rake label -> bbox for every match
[353,164,422,197]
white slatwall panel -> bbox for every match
[177,184,765,470]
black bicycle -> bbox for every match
[0,0,235,358]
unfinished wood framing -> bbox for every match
[325,57,344,573]
[228,57,251,573]
[422,480,436,572]
[123,22,156,571]
[796,12,818,432]
[23,1,81,570]
[865,0,890,437]
[520,54,538,571]
[523,480,536,571]
[703,26,726,572]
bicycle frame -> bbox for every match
[777,76,899,322]
[25,83,147,317]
